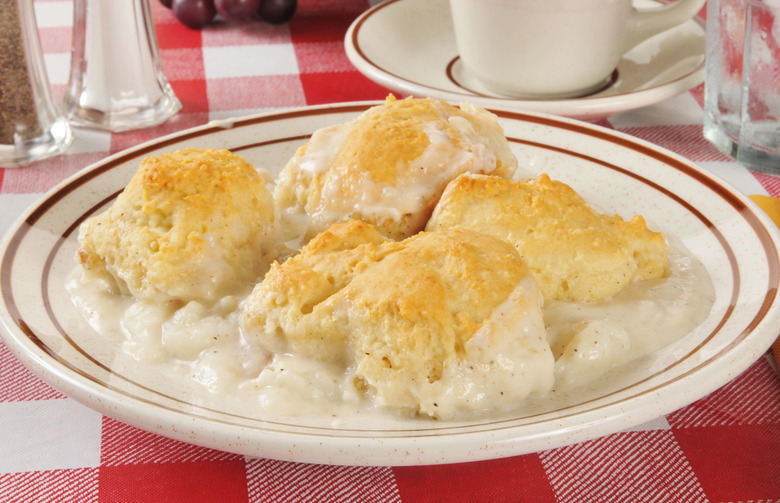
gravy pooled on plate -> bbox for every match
[240,219,553,419]
[68,97,715,421]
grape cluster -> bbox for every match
[161,0,297,29]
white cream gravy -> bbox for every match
[65,239,714,423]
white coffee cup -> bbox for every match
[449,0,706,99]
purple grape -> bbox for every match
[159,0,173,8]
[215,0,261,21]
[172,0,217,29]
[257,0,296,24]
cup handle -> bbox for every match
[625,0,706,51]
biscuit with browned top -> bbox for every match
[241,219,554,418]
[77,148,276,303]
[426,173,669,302]
[274,95,518,242]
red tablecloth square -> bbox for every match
[153,16,203,51]
[99,459,248,503]
[296,0,370,17]
[673,424,780,501]
[170,77,210,113]
[393,454,556,503]
[290,14,359,44]
[300,71,392,105]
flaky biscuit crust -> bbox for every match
[427,173,669,302]
[77,148,275,303]
[274,96,518,242]
[241,220,552,417]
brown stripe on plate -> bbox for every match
[1,105,777,437]
[1,105,378,433]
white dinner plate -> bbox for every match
[345,0,706,121]
[1,103,779,466]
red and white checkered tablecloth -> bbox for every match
[1,0,779,501]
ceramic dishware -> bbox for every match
[449,0,706,98]
[2,103,779,466]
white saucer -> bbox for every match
[345,0,706,121]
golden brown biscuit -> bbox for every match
[77,148,276,303]
[274,95,518,243]
[241,220,554,418]
[242,219,394,362]
[426,173,669,302]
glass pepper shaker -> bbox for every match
[62,0,181,132]
[0,0,73,166]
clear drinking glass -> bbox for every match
[703,0,780,173]
[0,0,73,166]
[62,0,181,132]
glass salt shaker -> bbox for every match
[62,0,181,132]
[0,0,73,166]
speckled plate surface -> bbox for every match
[1,103,779,466]
[345,0,706,121]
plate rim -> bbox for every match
[1,102,779,466]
